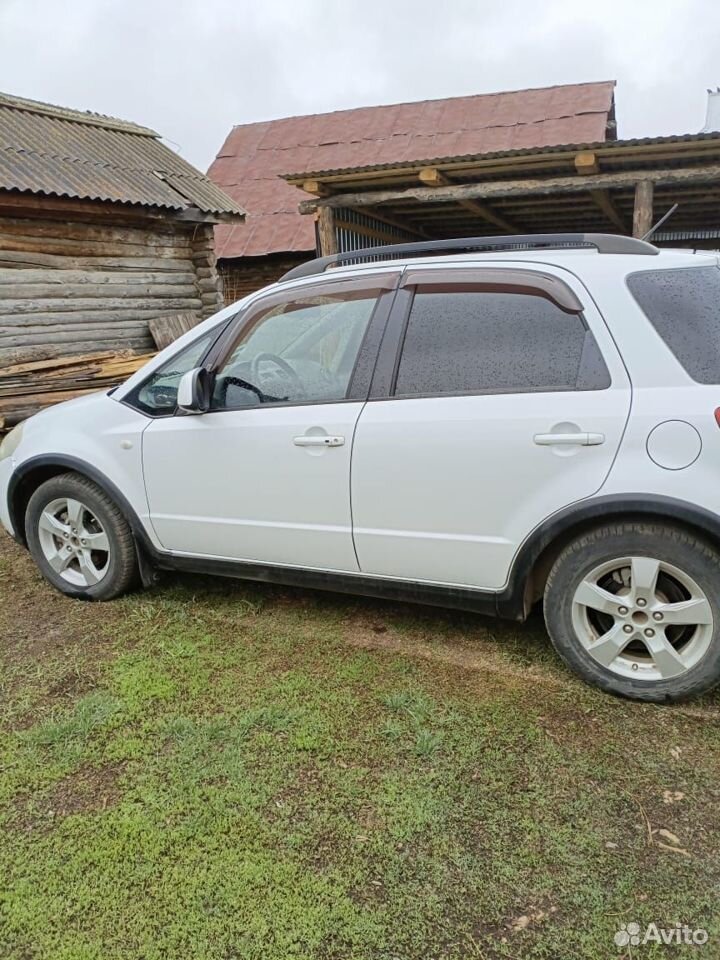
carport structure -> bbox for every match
[286,133,720,254]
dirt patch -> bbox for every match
[12,762,125,831]
[341,618,563,690]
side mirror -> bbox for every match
[177,368,212,413]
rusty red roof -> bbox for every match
[208,81,615,259]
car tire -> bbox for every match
[543,521,720,702]
[25,471,138,601]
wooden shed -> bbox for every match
[207,81,615,302]
[0,91,245,368]
[287,131,720,253]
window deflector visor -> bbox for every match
[400,267,583,314]
[211,272,401,373]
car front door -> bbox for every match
[140,271,398,571]
[350,264,632,590]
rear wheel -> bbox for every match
[25,472,138,600]
[543,522,720,701]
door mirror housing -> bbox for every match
[177,368,212,413]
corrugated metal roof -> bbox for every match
[0,91,245,218]
[208,81,615,258]
[282,131,720,179]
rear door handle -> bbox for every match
[293,435,345,447]
[534,432,605,446]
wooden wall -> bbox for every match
[0,214,224,366]
[218,253,308,305]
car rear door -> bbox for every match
[350,263,632,590]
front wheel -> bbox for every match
[543,522,720,702]
[25,472,138,601]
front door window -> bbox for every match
[212,290,381,410]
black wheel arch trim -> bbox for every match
[7,454,157,556]
[498,493,720,618]
[9,462,720,621]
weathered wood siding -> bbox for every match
[218,253,308,306]
[0,216,224,365]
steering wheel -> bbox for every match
[251,352,305,395]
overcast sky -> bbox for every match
[1,0,719,171]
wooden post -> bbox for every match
[316,207,338,256]
[633,181,654,238]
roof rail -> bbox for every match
[280,232,659,282]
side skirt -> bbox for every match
[157,552,503,618]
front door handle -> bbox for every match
[293,435,345,447]
[534,432,605,446]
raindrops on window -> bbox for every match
[395,290,610,397]
[628,266,720,384]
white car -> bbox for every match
[3,233,720,702]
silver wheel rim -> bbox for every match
[571,556,714,682]
[37,497,110,588]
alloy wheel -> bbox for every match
[37,497,110,588]
[571,556,714,682]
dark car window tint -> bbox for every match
[394,288,609,397]
[628,265,720,383]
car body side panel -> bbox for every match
[3,392,158,547]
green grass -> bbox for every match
[1,537,720,959]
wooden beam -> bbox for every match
[301,179,326,196]
[316,206,337,256]
[633,181,654,238]
[575,151,600,175]
[418,167,445,187]
[589,189,628,233]
[298,164,720,213]
[417,167,517,233]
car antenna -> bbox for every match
[641,203,679,242]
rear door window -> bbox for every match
[627,265,720,383]
[394,284,610,397]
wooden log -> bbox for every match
[0,296,202,315]
[633,181,654,238]
[0,235,193,259]
[0,340,151,365]
[0,306,202,326]
[575,151,600,175]
[298,163,720,212]
[316,207,338,256]
[0,281,198,300]
[0,216,190,246]
[0,268,196,286]
[301,180,326,196]
[0,320,153,339]
[1,329,154,348]
[418,167,445,187]
[0,250,195,273]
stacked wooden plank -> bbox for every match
[0,350,154,430]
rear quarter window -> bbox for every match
[627,265,720,383]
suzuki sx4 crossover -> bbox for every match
[4,233,720,703]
